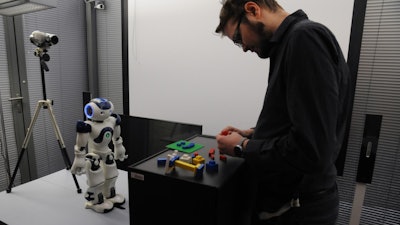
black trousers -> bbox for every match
[252,185,339,225]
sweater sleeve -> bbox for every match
[244,24,341,175]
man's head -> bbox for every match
[215,0,285,58]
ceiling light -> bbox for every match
[0,0,56,16]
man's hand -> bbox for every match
[216,131,243,156]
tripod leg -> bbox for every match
[45,100,82,194]
[45,100,71,167]
[6,101,43,193]
[6,148,27,193]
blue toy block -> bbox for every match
[182,142,195,149]
[195,164,205,178]
[206,160,218,173]
[169,155,180,167]
[157,157,167,166]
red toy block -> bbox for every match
[219,154,227,162]
[221,130,229,136]
[209,148,215,157]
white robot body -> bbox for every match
[71,98,127,213]
[83,153,114,213]
[101,153,118,181]
[86,116,115,152]
[84,153,104,187]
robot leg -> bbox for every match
[84,153,114,213]
[102,152,125,206]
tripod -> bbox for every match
[6,48,82,194]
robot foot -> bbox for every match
[107,194,125,207]
[85,199,114,213]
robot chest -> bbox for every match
[91,126,114,144]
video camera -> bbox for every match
[29,30,58,49]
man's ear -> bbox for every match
[244,1,261,18]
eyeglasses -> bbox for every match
[232,16,243,47]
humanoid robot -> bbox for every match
[71,97,128,213]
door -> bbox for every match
[337,0,400,224]
[0,16,37,192]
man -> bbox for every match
[215,0,352,224]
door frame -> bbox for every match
[3,16,37,184]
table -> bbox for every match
[128,135,250,225]
[0,169,129,225]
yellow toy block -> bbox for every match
[175,160,197,172]
[192,155,205,165]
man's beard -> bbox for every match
[253,21,274,59]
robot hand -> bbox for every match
[71,155,86,175]
[113,137,128,161]
[71,145,87,175]
[114,145,128,161]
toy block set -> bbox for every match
[157,139,227,178]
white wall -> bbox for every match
[128,0,354,135]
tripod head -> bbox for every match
[29,30,59,101]
[30,30,58,72]
[34,48,50,72]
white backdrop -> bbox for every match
[128,0,354,135]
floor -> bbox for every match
[0,169,130,225]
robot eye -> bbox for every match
[84,104,94,119]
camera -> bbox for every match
[85,0,105,9]
[29,30,58,49]
[94,1,105,9]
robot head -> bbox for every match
[84,98,114,121]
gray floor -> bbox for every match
[0,169,129,225]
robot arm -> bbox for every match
[111,114,128,161]
[71,120,91,175]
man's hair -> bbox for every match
[215,0,282,34]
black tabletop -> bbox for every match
[129,135,245,188]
